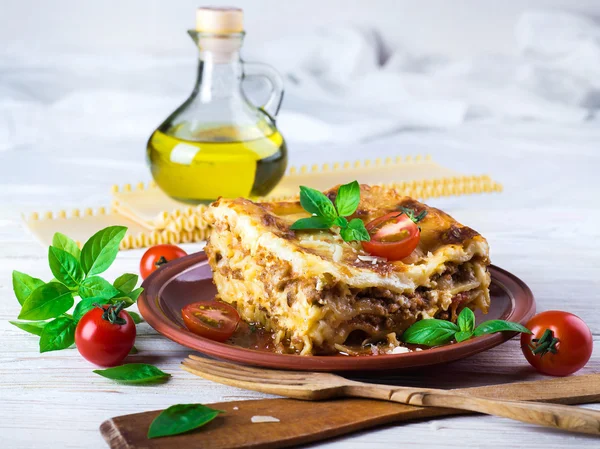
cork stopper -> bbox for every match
[195,7,243,33]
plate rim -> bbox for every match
[139,251,536,371]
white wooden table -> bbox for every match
[2,121,599,448]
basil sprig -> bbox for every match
[290,181,370,242]
[39,316,76,353]
[148,404,224,439]
[402,307,531,346]
[9,320,47,336]
[127,311,144,324]
[93,363,171,384]
[401,319,459,347]
[10,226,143,353]
[12,271,45,305]
[18,282,74,321]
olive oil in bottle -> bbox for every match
[147,125,287,202]
[147,7,288,203]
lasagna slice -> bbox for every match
[204,185,490,355]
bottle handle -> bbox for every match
[243,62,285,119]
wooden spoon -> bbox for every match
[182,355,600,436]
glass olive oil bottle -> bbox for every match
[147,7,287,203]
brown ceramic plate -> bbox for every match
[139,252,535,372]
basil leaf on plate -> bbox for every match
[48,246,84,288]
[339,218,370,243]
[113,273,138,294]
[18,282,74,320]
[12,271,45,305]
[290,216,333,230]
[455,331,473,342]
[127,311,143,324]
[52,232,81,260]
[39,316,76,352]
[79,276,121,300]
[9,320,48,336]
[93,363,171,383]
[335,180,361,217]
[402,319,459,346]
[148,404,224,439]
[80,226,127,276]
[299,186,337,220]
[457,307,475,333]
[473,320,532,337]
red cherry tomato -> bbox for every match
[140,244,187,279]
[521,311,592,376]
[361,212,421,260]
[75,303,136,367]
[182,301,240,342]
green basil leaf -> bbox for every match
[127,311,143,324]
[12,271,45,305]
[334,216,348,228]
[148,404,224,439]
[299,186,337,220]
[457,307,475,333]
[290,216,333,230]
[109,296,135,308]
[79,276,121,300]
[48,246,84,288]
[348,218,369,233]
[52,232,81,260]
[124,287,144,306]
[402,319,459,346]
[129,345,139,354]
[93,363,171,384]
[80,226,127,276]
[9,320,48,336]
[113,273,138,294]
[340,218,370,242]
[39,317,76,352]
[18,282,74,320]
[473,320,532,337]
[106,292,141,310]
[73,298,100,321]
[455,331,473,342]
[335,180,361,217]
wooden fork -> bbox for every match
[182,355,600,436]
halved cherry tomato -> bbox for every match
[361,212,421,260]
[182,301,240,342]
[521,311,592,376]
[140,244,187,279]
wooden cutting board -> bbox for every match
[101,374,600,449]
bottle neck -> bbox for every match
[195,53,242,102]
[190,32,245,103]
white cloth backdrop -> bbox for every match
[251,9,600,140]
[1,9,599,154]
